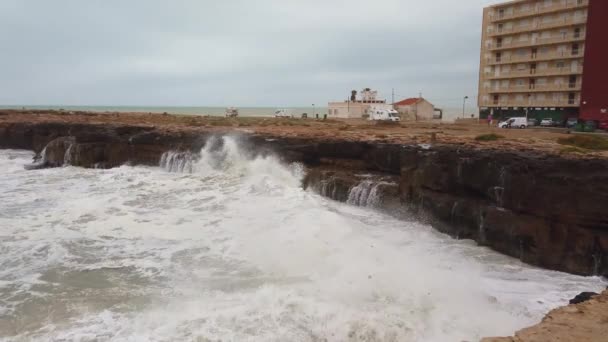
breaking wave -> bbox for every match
[0,142,606,342]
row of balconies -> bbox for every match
[488,0,588,23]
[480,98,580,108]
[487,33,585,51]
[484,65,583,80]
[488,15,587,37]
[486,51,583,65]
[486,82,582,93]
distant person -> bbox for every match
[488,114,494,126]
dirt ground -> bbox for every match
[2,109,607,158]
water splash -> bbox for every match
[63,143,73,166]
[160,151,195,173]
[315,178,339,200]
[347,181,384,207]
[39,146,48,164]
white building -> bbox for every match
[328,88,391,119]
[393,97,436,121]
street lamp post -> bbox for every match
[312,104,315,118]
[462,96,469,119]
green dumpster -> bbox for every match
[584,121,597,133]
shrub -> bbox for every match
[557,135,608,151]
[475,134,505,142]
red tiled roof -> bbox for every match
[394,98,422,106]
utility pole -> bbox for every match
[463,96,469,119]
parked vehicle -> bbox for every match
[225,107,239,118]
[598,120,608,131]
[527,118,539,127]
[498,117,527,129]
[565,117,579,128]
[274,109,292,118]
[540,118,558,127]
[368,107,400,122]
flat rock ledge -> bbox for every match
[482,290,608,342]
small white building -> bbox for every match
[393,97,435,121]
[328,88,390,119]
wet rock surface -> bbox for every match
[1,119,608,277]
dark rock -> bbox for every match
[569,292,599,304]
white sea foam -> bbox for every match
[0,143,605,342]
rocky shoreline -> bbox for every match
[2,111,608,340]
[2,115,607,277]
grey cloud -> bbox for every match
[0,0,499,108]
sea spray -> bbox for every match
[160,151,195,173]
[347,180,385,207]
[0,147,606,341]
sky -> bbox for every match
[0,0,500,109]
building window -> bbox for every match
[496,52,502,62]
[569,75,577,88]
[568,93,576,105]
[572,43,580,55]
[574,27,581,39]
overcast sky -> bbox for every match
[0,0,500,108]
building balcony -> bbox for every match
[488,34,585,51]
[488,15,587,37]
[485,66,583,80]
[480,99,580,108]
[489,0,588,23]
[486,51,583,65]
[487,83,582,94]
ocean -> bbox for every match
[2,137,603,341]
[0,106,325,118]
[0,105,468,122]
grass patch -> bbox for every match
[557,135,608,151]
[559,146,591,155]
[475,134,505,142]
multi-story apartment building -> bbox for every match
[478,0,607,122]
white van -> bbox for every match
[368,107,400,122]
[499,117,528,129]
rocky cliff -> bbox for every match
[1,119,607,277]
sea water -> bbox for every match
[0,138,605,341]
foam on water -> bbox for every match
[0,140,605,342]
